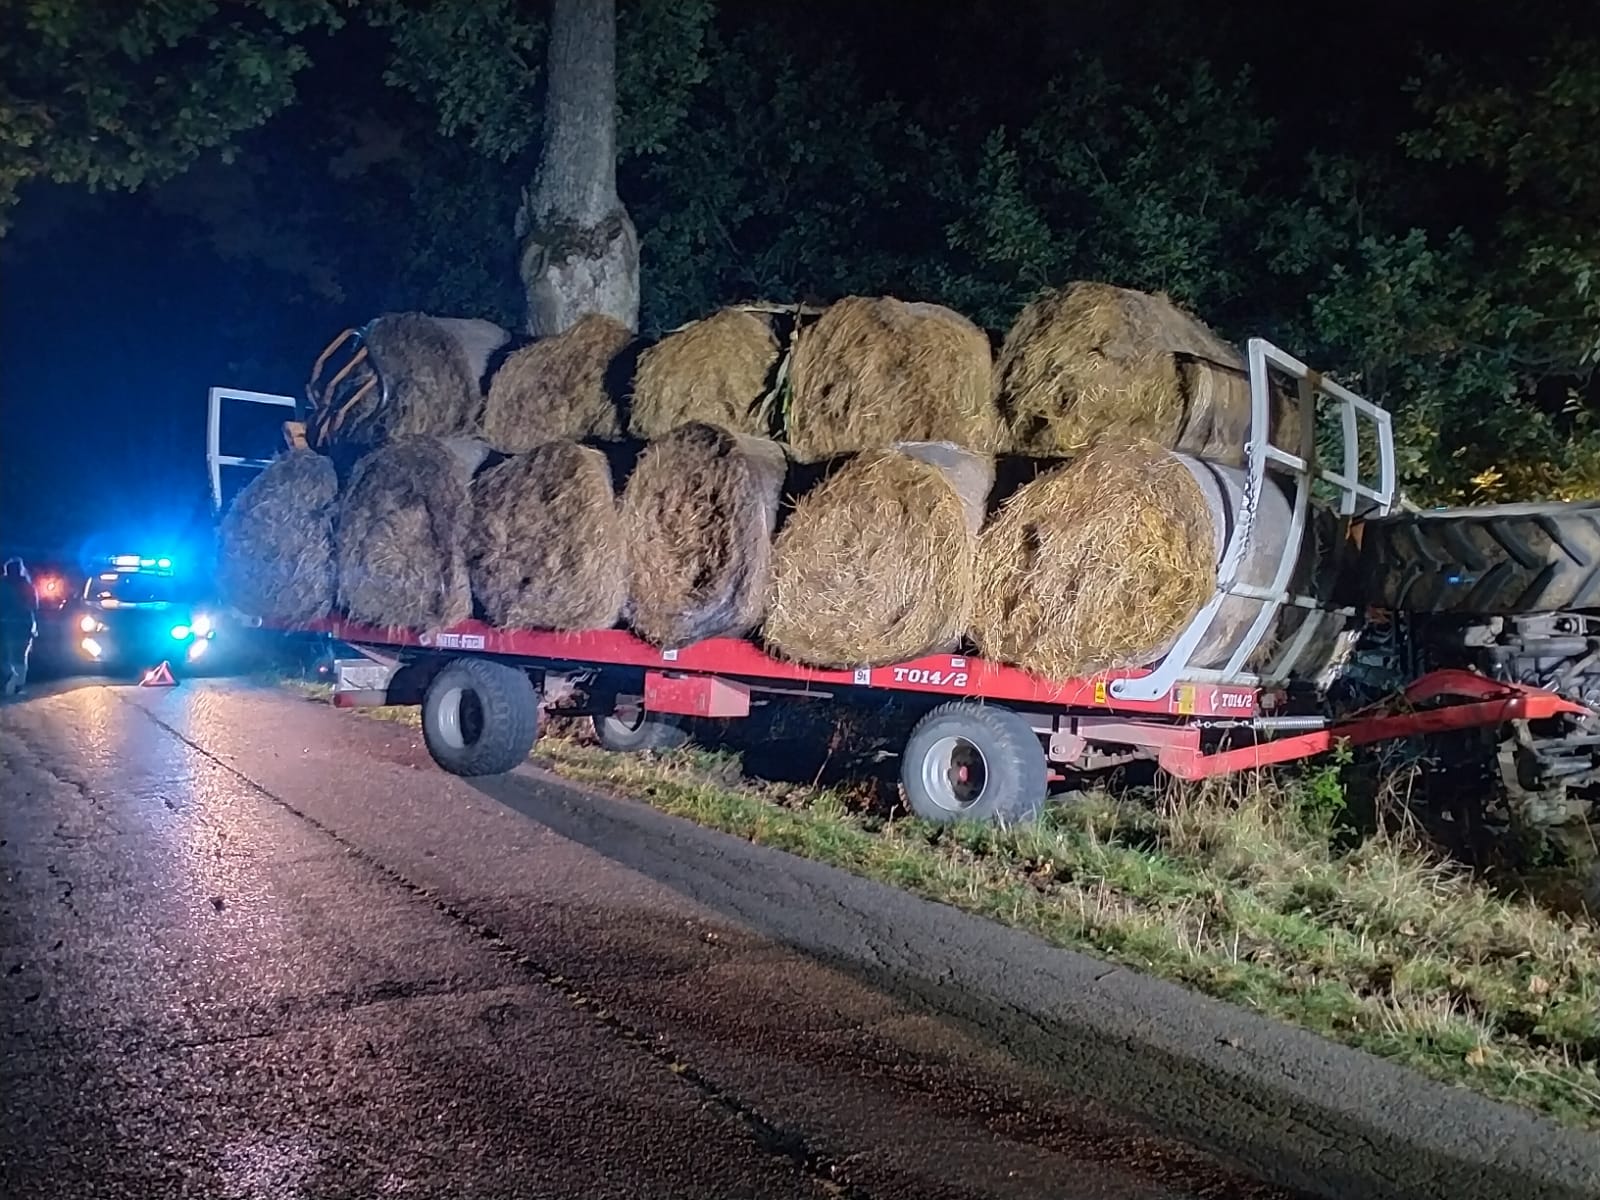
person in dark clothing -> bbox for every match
[1,557,38,696]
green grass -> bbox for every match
[283,679,1600,1129]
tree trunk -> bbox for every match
[518,0,639,337]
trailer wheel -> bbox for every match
[592,700,689,752]
[901,703,1048,825]
[421,658,540,777]
[1358,501,1600,613]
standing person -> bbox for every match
[0,557,38,696]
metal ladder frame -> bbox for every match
[206,387,299,513]
[1110,338,1397,703]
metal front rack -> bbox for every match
[1110,338,1397,703]
[206,386,298,513]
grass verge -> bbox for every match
[283,680,1600,1129]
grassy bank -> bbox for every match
[283,681,1600,1129]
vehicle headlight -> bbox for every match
[78,615,105,633]
[170,624,191,640]
[191,613,213,637]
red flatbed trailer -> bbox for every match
[289,614,1585,823]
[221,338,1592,823]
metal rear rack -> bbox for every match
[1111,338,1397,704]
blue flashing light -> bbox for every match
[170,624,192,640]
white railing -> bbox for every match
[1110,339,1397,702]
[206,387,298,512]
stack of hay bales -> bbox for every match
[317,313,510,452]
[465,440,629,631]
[335,435,491,630]
[787,297,999,460]
[765,442,993,667]
[482,314,634,452]
[619,422,788,648]
[629,307,780,439]
[218,449,339,624]
[225,280,1349,695]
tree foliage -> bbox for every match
[0,0,344,230]
[11,2,1600,504]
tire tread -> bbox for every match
[1359,501,1600,614]
[422,657,540,776]
[900,702,1048,825]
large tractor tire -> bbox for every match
[1358,501,1600,614]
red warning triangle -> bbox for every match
[140,661,178,688]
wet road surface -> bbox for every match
[1,682,1596,1199]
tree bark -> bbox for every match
[518,0,639,337]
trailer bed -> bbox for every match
[294,615,1271,718]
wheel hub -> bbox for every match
[921,735,989,812]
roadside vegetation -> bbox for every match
[281,679,1600,1129]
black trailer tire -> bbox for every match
[421,658,540,777]
[901,702,1048,825]
[1358,501,1600,614]
[591,702,689,752]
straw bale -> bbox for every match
[429,316,513,388]
[971,441,1215,678]
[619,423,788,648]
[328,313,504,449]
[335,436,489,630]
[218,449,338,624]
[787,297,998,460]
[483,314,633,453]
[629,308,780,439]
[764,442,993,668]
[994,282,1254,463]
[466,440,628,631]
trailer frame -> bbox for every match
[276,616,1586,787]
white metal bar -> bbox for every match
[1264,606,1336,681]
[214,389,297,408]
[205,386,298,512]
[1265,445,1308,471]
[1339,384,1360,516]
[1220,351,1313,677]
[215,456,276,468]
[207,387,223,512]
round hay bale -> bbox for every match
[466,440,628,631]
[993,282,1252,463]
[335,436,490,630]
[971,441,1303,679]
[629,307,781,439]
[787,297,999,461]
[619,423,788,648]
[218,449,338,624]
[482,313,633,453]
[325,313,507,450]
[764,442,994,668]
[971,442,1214,678]
[429,316,515,386]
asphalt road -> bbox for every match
[1,681,1597,1200]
